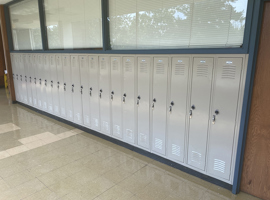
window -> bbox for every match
[10,0,42,50]
[44,0,103,50]
[108,0,248,50]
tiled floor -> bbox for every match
[0,89,261,200]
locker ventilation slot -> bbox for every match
[196,66,208,78]
[214,159,225,173]
[140,63,148,73]
[172,144,181,157]
[139,133,147,144]
[80,60,85,68]
[155,138,163,150]
[114,125,120,135]
[100,61,106,70]
[126,129,133,140]
[156,63,165,74]
[175,64,185,76]
[102,121,109,132]
[221,65,236,79]
[92,118,99,128]
[90,60,96,69]
[125,62,132,72]
[191,151,202,164]
[112,61,118,70]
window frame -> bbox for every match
[4,0,254,54]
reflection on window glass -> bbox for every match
[108,0,248,49]
[10,0,42,50]
[44,0,102,50]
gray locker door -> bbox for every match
[123,57,136,144]
[30,55,37,108]
[99,56,111,135]
[44,55,53,113]
[167,57,190,163]
[24,54,33,106]
[152,57,169,156]
[62,55,73,122]
[89,56,100,131]
[37,55,45,110]
[137,57,151,149]
[50,55,60,116]
[35,55,42,108]
[207,58,243,180]
[188,57,214,171]
[79,55,90,127]
[15,55,21,102]
[111,57,122,139]
[20,55,28,104]
[11,55,19,102]
[56,55,66,118]
[71,55,83,125]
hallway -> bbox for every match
[0,88,260,200]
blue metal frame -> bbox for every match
[2,0,266,195]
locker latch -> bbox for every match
[20,75,22,81]
[90,87,92,96]
[30,77,31,83]
[25,76,27,82]
[212,110,219,125]
[137,96,141,106]
[51,81,53,88]
[16,75,18,80]
[34,78,36,84]
[57,82,60,89]
[111,91,114,101]
[39,79,41,85]
[64,83,66,91]
[152,98,156,110]
[123,93,126,103]
[72,84,74,93]
[45,80,47,86]
[81,86,83,94]
[169,101,174,113]
[99,89,102,98]
[189,105,195,119]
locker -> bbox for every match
[11,54,20,102]
[167,57,190,163]
[19,54,28,104]
[79,55,90,127]
[89,56,100,131]
[152,57,169,156]
[99,56,111,135]
[207,57,243,180]
[36,54,44,110]
[24,54,33,106]
[56,55,66,119]
[44,55,53,113]
[71,55,83,125]
[31,55,38,108]
[188,57,214,171]
[62,55,73,122]
[50,55,60,116]
[137,57,152,150]
[122,57,136,144]
[111,56,122,139]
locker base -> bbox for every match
[17,101,233,192]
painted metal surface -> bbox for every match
[56,55,66,119]
[49,55,60,116]
[44,54,53,113]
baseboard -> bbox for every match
[16,101,233,191]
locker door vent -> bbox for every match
[155,138,163,150]
[112,60,119,71]
[126,129,133,140]
[196,65,208,78]
[125,62,132,72]
[80,59,85,68]
[90,60,96,69]
[214,159,225,173]
[191,151,202,164]
[114,125,120,135]
[175,64,185,76]
[92,118,99,128]
[139,133,147,144]
[156,63,165,74]
[172,144,180,157]
[100,60,107,70]
[63,58,67,67]
[102,121,109,132]
[221,65,236,79]
[140,63,148,73]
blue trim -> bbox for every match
[102,0,110,51]
[232,0,264,194]
[38,0,47,51]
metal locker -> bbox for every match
[188,57,214,171]
[167,57,190,163]
[137,57,152,150]
[79,55,90,127]
[35,54,43,110]
[30,54,38,108]
[19,54,28,104]
[89,56,100,131]
[71,55,83,125]
[56,55,66,119]
[99,56,111,135]
[122,57,136,144]
[62,55,73,122]
[50,55,60,116]
[24,54,33,106]
[111,56,122,139]
[207,57,243,180]
[152,57,169,156]
[11,54,20,102]
[44,55,53,113]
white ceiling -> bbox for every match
[0,0,13,5]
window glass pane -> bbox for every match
[10,0,42,50]
[108,0,248,49]
[44,0,103,50]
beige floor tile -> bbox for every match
[57,131,77,139]
[70,168,100,185]
[24,140,45,150]
[23,188,58,200]
[0,163,27,178]
[135,182,172,200]
[0,178,10,192]
[103,167,132,184]
[118,175,151,194]
[38,168,70,186]
[0,123,20,134]
[0,151,10,160]
[97,185,134,200]
[3,170,35,188]
[18,135,40,144]
[6,145,29,156]
[35,132,56,140]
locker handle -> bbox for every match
[81,86,83,94]
[99,89,102,98]
[57,82,60,89]
[152,98,156,110]
[90,87,92,97]
[212,115,216,124]
[45,80,47,86]
[64,83,66,91]
[169,102,174,113]
[30,77,32,83]
[51,81,53,88]
[123,93,126,104]
[25,76,27,82]
[189,110,192,119]
[137,96,141,106]
[72,84,74,93]
[34,78,36,84]
[111,91,114,101]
